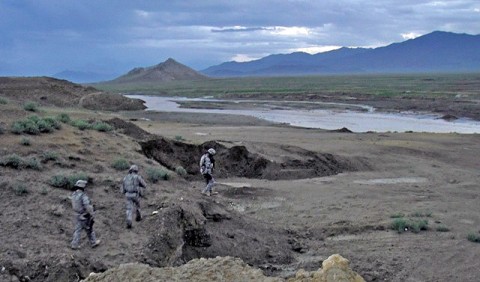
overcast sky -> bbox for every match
[1,0,479,77]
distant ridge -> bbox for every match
[201,31,480,77]
[111,58,208,83]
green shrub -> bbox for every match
[22,119,41,134]
[175,135,185,141]
[20,138,31,146]
[36,119,54,133]
[42,151,59,162]
[57,113,71,123]
[391,218,408,233]
[70,119,91,130]
[13,183,29,196]
[391,218,428,233]
[1,154,23,169]
[44,117,61,130]
[10,115,61,135]
[175,166,187,176]
[50,172,88,189]
[112,158,130,170]
[24,158,42,170]
[467,233,480,243]
[10,121,25,134]
[436,225,450,232]
[40,187,49,195]
[24,101,38,112]
[92,121,113,132]
[146,167,170,183]
[410,219,428,233]
[49,175,69,188]
[0,97,8,104]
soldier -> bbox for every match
[200,148,217,196]
[70,180,100,250]
[121,165,147,229]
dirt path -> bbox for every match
[136,116,480,281]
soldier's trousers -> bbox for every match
[126,195,141,225]
[71,214,97,248]
[202,173,215,193]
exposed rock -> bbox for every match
[82,255,364,282]
[287,254,365,282]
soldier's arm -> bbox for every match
[82,194,95,216]
[139,175,147,188]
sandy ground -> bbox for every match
[1,84,480,281]
[127,111,480,282]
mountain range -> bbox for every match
[75,31,480,84]
[201,31,480,77]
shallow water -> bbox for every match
[126,95,480,133]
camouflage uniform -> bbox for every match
[70,181,99,249]
[122,166,147,228]
[200,148,216,196]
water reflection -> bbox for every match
[126,95,480,134]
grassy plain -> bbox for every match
[95,73,480,98]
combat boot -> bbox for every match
[91,240,101,248]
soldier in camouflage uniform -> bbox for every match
[200,148,217,196]
[70,180,100,250]
[121,165,147,229]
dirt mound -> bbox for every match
[105,118,153,140]
[140,137,367,180]
[0,76,145,111]
[141,200,293,272]
[83,257,281,282]
[80,92,146,111]
[82,254,365,282]
[0,76,96,107]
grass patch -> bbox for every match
[410,211,432,217]
[42,151,59,162]
[23,101,38,112]
[436,225,450,232]
[1,154,24,169]
[57,113,71,123]
[92,121,113,132]
[94,73,480,100]
[13,183,29,196]
[20,137,31,146]
[467,233,480,243]
[146,167,170,183]
[112,158,130,171]
[0,97,8,104]
[175,166,187,176]
[390,213,405,218]
[391,218,428,233]
[49,172,89,189]
[24,158,42,170]
[10,115,61,135]
[0,154,42,170]
[174,135,185,141]
[70,119,92,130]
[0,125,4,135]
[69,119,113,132]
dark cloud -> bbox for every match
[0,0,479,76]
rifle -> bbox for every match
[85,214,95,230]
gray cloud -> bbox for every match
[0,0,479,77]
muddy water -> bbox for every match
[126,95,480,133]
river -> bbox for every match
[126,95,480,134]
